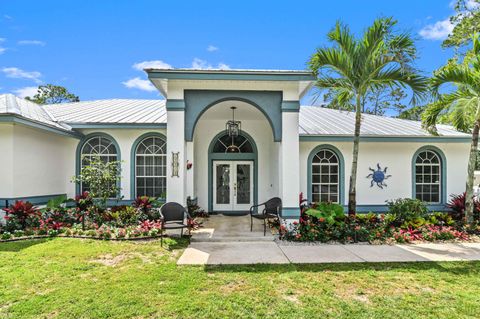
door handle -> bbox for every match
[233,182,237,196]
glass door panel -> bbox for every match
[216,164,230,204]
[236,164,251,204]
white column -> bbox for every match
[280,111,300,217]
[166,110,186,205]
[185,141,195,199]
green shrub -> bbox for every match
[386,198,428,228]
[305,202,345,225]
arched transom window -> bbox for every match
[311,149,339,203]
[212,133,253,153]
[135,136,167,198]
[80,136,118,193]
[415,150,442,203]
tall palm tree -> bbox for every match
[423,33,480,223]
[309,18,428,215]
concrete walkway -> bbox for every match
[178,215,480,265]
[177,242,480,265]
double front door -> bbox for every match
[213,161,254,211]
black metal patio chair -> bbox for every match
[249,197,282,236]
[159,202,192,246]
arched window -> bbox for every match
[414,149,442,203]
[212,133,253,153]
[80,135,119,193]
[135,136,167,198]
[311,149,340,203]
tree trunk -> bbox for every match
[348,94,362,216]
[465,119,480,224]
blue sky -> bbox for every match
[0,0,460,104]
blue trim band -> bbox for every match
[299,135,471,143]
[147,70,316,82]
[166,99,185,111]
[281,101,300,112]
[281,207,301,218]
[0,194,67,208]
[68,123,166,129]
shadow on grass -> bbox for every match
[203,260,480,275]
[0,238,50,252]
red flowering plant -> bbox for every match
[447,192,480,222]
[73,191,94,230]
[137,220,163,236]
[4,201,41,231]
[133,196,162,220]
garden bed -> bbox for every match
[279,197,480,244]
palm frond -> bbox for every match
[372,66,429,104]
[431,66,479,93]
[327,21,357,59]
[309,47,353,79]
[422,100,450,134]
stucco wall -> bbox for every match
[78,128,167,201]
[0,124,14,198]
[0,124,77,199]
[300,140,470,208]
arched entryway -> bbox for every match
[208,131,258,213]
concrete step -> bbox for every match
[191,235,275,242]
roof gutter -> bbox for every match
[0,114,84,139]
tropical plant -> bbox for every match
[3,201,41,231]
[308,17,428,215]
[447,192,480,221]
[72,155,122,208]
[423,33,480,223]
[304,202,345,225]
[385,198,429,228]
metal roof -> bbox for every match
[44,99,167,124]
[0,94,70,131]
[0,95,469,138]
[299,106,469,137]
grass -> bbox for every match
[0,239,479,319]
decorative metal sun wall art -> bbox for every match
[366,163,391,189]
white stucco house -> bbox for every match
[0,69,472,217]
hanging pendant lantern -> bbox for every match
[225,106,241,137]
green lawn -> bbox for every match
[0,239,479,319]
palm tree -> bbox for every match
[308,18,428,215]
[423,33,480,224]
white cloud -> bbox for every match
[465,0,480,10]
[132,60,172,71]
[13,86,38,98]
[419,18,454,40]
[207,45,219,52]
[122,77,156,92]
[2,67,42,83]
[191,58,230,70]
[18,40,46,46]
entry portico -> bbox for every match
[147,69,316,217]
